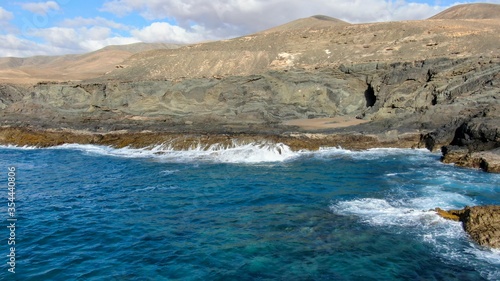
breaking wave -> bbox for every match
[331,195,500,279]
[52,142,300,164]
[46,142,433,164]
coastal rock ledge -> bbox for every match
[436,206,500,248]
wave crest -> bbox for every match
[54,141,299,163]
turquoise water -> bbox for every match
[1,144,499,280]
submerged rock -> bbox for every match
[436,206,500,248]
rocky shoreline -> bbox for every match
[0,126,424,151]
[1,122,499,173]
[0,4,498,271]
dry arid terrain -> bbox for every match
[0,42,181,84]
[0,3,499,172]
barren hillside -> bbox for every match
[99,8,499,81]
[0,43,181,84]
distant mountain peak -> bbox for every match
[310,15,344,21]
[257,15,349,34]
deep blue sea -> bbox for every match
[1,143,499,280]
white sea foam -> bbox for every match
[413,186,477,209]
[314,147,433,161]
[0,144,39,150]
[3,140,435,164]
[331,195,500,280]
[134,185,179,192]
[49,142,437,164]
[160,169,179,175]
[461,245,500,280]
[51,142,302,164]
[331,198,446,227]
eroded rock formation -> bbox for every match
[436,206,500,249]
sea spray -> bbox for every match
[50,142,436,164]
[52,141,300,163]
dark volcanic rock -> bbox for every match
[441,117,500,172]
[436,206,500,249]
[451,118,500,151]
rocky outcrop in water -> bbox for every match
[440,118,500,172]
[436,206,500,249]
[0,127,422,151]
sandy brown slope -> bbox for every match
[2,4,499,84]
[100,14,499,82]
[429,3,500,19]
[0,43,181,84]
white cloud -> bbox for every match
[25,26,138,55]
[390,2,444,21]
[0,7,14,22]
[98,0,445,39]
[0,33,139,57]
[79,36,140,52]
[0,34,66,57]
[100,0,500,39]
[21,1,60,16]
[131,22,210,43]
[61,16,130,30]
[29,27,82,49]
[100,0,136,17]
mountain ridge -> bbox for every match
[99,16,499,82]
[429,3,500,20]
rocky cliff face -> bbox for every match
[2,56,498,126]
[1,57,498,155]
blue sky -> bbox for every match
[0,0,498,57]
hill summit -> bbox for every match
[429,3,500,20]
[259,15,349,33]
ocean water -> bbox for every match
[0,143,499,280]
